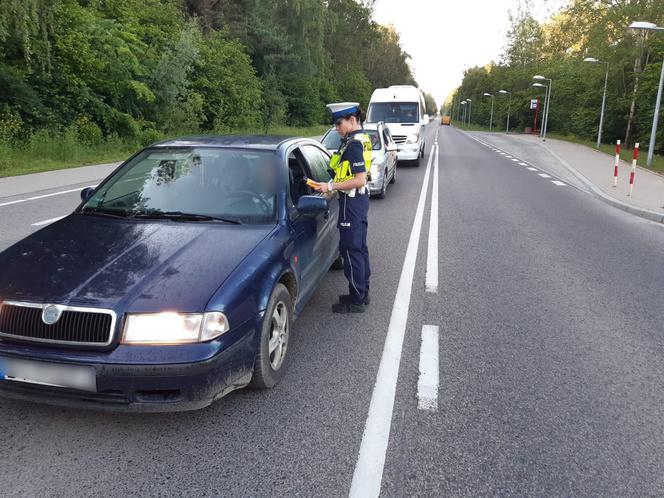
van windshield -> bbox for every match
[367,102,419,124]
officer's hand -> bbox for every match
[312,181,329,193]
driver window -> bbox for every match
[288,149,313,207]
[301,145,332,183]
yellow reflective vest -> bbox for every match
[329,132,372,184]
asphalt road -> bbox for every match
[2,125,664,497]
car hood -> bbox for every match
[0,215,274,313]
[384,123,421,137]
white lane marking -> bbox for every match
[551,180,567,186]
[349,129,437,498]
[31,216,66,227]
[505,155,513,158]
[417,325,440,411]
[538,173,552,178]
[518,162,528,166]
[527,167,538,171]
[511,158,519,162]
[0,185,98,208]
[425,145,439,293]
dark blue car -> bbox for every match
[0,136,341,411]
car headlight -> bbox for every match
[122,312,230,345]
[406,133,419,144]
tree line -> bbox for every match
[446,0,663,153]
[0,0,419,150]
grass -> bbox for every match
[454,122,494,132]
[547,132,664,175]
[0,124,330,178]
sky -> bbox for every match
[372,0,568,107]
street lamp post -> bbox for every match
[629,21,664,167]
[533,75,553,140]
[498,90,511,133]
[532,83,548,134]
[467,99,472,127]
[584,57,610,149]
[483,93,494,131]
[460,101,467,126]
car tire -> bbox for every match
[390,164,396,184]
[331,254,344,270]
[375,174,387,199]
[250,283,293,389]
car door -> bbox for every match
[383,127,398,179]
[299,144,339,278]
[286,147,319,305]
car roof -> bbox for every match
[152,135,305,150]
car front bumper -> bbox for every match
[0,318,259,412]
[397,144,420,161]
[368,172,385,194]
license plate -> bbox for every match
[0,357,97,392]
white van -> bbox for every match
[366,85,429,166]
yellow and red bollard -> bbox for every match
[613,140,620,187]
[628,143,639,197]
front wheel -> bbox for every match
[375,173,387,199]
[390,164,396,184]
[250,283,293,389]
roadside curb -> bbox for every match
[454,127,664,225]
[539,142,664,224]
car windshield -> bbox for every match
[321,130,342,150]
[367,102,420,124]
[322,130,380,151]
[80,147,279,225]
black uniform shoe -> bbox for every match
[338,293,371,305]
[332,302,366,314]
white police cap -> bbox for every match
[326,102,360,122]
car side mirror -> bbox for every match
[423,114,430,125]
[297,195,329,216]
[80,187,95,202]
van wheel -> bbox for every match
[250,283,292,389]
[390,165,396,184]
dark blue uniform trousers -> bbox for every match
[338,191,370,304]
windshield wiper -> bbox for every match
[131,211,243,224]
[78,207,130,218]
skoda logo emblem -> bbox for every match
[42,305,63,325]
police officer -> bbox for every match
[313,102,372,313]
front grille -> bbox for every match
[0,303,115,346]
[392,135,407,145]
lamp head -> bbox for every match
[629,21,659,31]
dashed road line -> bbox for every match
[0,185,97,208]
[425,144,439,293]
[417,325,440,412]
[538,173,552,178]
[31,216,67,227]
[551,180,567,186]
[349,130,438,498]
